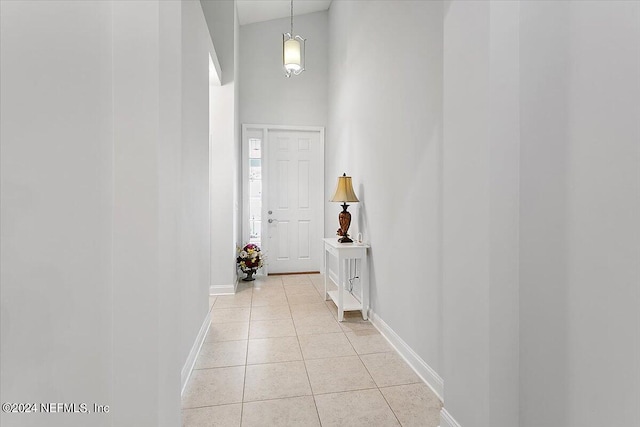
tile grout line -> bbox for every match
[183,384,380,412]
[190,353,412,371]
[303,274,384,424]
[181,402,243,412]
[343,305,404,426]
[198,275,413,425]
[310,385,379,397]
[378,384,404,426]
[183,276,311,423]
[288,275,324,426]
[244,274,284,417]
[239,280,254,426]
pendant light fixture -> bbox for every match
[283,0,305,77]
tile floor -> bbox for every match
[183,274,442,427]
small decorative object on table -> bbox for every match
[237,243,264,281]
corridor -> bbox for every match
[182,274,441,426]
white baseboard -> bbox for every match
[210,276,240,295]
[209,284,235,295]
[181,309,211,396]
[368,310,444,401]
[440,408,462,427]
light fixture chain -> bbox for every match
[290,0,294,34]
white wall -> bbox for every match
[329,2,639,427]
[202,0,234,84]
[441,1,520,426]
[240,11,328,126]
[180,0,214,372]
[519,1,640,426]
[442,3,492,423]
[209,80,238,289]
[1,2,113,425]
[327,0,444,379]
[442,1,640,426]
[518,3,572,424]
[487,4,520,426]
[0,1,212,425]
[111,2,166,424]
[158,2,183,425]
[234,6,242,250]
[202,0,241,290]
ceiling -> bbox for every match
[236,0,332,26]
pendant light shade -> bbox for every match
[283,0,305,77]
[283,37,302,73]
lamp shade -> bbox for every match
[284,38,301,72]
[330,173,359,203]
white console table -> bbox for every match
[323,238,370,321]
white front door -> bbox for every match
[265,129,324,274]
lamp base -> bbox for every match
[337,203,353,243]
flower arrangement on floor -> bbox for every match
[236,243,264,281]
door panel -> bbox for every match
[276,221,290,260]
[298,160,310,208]
[276,160,289,208]
[266,130,323,274]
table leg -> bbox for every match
[324,247,329,301]
[362,251,369,320]
[337,257,344,322]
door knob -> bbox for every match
[268,219,278,224]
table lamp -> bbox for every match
[330,173,359,243]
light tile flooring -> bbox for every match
[182,274,442,426]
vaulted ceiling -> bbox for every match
[236,0,332,26]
